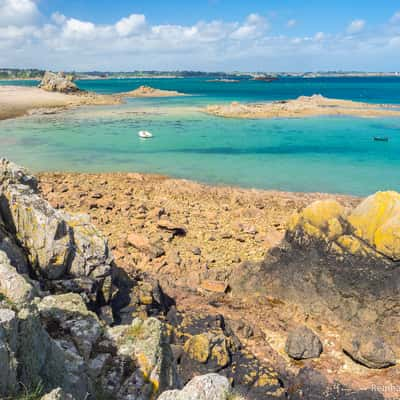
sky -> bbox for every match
[1,0,400,72]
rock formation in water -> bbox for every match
[39,72,80,94]
[121,85,185,98]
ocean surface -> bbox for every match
[1,77,400,196]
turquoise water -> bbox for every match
[1,77,400,195]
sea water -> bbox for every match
[1,77,400,196]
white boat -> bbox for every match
[138,130,153,139]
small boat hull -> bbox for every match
[138,131,153,139]
[374,137,389,142]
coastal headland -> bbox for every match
[205,94,400,119]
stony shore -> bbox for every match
[205,94,400,119]
[2,159,400,399]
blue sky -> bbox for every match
[1,0,400,71]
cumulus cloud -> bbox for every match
[0,5,400,71]
[230,13,268,40]
[287,19,297,28]
[390,11,400,24]
[115,14,146,36]
[0,0,39,26]
[347,19,366,34]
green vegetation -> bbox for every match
[8,382,44,400]
[0,69,44,80]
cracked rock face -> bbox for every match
[0,158,113,308]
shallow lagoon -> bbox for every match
[1,77,400,195]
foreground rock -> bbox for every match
[121,85,186,98]
[39,71,80,94]
[159,374,243,400]
[0,159,180,399]
[0,158,113,308]
[285,326,322,360]
[205,94,400,119]
[230,191,400,369]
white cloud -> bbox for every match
[230,13,268,40]
[390,11,400,24]
[51,12,67,25]
[1,5,400,71]
[115,14,146,36]
[347,19,366,34]
[0,0,39,26]
[287,19,297,28]
[62,18,97,40]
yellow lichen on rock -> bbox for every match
[348,191,400,260]
[327,218,344,240]
[184,333,210,363]
[374,217,400,260]
[301,199,346,229]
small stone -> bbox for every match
[285,326,323,360]
[201,280,228,294]
[192,247,202,256]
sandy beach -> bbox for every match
[205,94,400,119]
[0,85,121,121]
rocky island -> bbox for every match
[120,85,186,98]
[205,94,400,119]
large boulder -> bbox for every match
[0,159,113,309]
[39,72,80,94]
[106,317,177,397]
[229,191,400,365]
[344,335,396,369]
[158,374,240,400]
[38,294,103,360]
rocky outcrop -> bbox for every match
[121,85,185,98]
[230,191,400,369]
[0,159,180,399]
[39,72,80,94]
[0,158,113,308]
